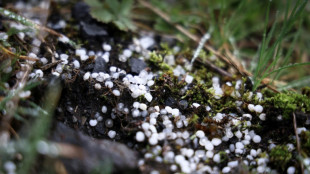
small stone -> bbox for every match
[105,119,113,128]
[93,57,107,73]
[129,58,147,74]
[178,100,188,110]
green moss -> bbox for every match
[188,114,200,124]
[149,51,172,71]
[219,151,228,164]
[300,131,310,154]
[269,145,292,171]
[302,87,310,97]
[264,91,310,118]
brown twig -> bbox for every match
[293,112,304,174]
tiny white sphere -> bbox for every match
[235,130,243,139]
[89,119,98,127]
[91,73,99,79]
[248,104,255,112]
[76,49,86,56]
[108,130,116,139]
[147,80,154,86]
[165,106,173,113]
[148,135,158,145]
[105,81,113,88]
[250,149,257,157]
[123,49,132,58]
[228,160,239,168]
[253,135,261,143]
[196,130,205,138]
[171,108,180,116]
[192,103,200,108]
[254,105,263,113]
[205,141,214,151]
[60,54,69,60]
[102,43,112,52]
[170,164,177,171]
[211,138,222,146]
[136,131,145,142]
[213,153,220,163]
[110,66,117,72]
[259,113,266,121]
[139,103,147,110]
[83,72,90,81]
[150,117,157,125]
[206,150,214,158]
[287,166,295,174]
[185,149,194,158]
[35,69,44,78]
[185,75,194,84]
[101,105,107,113]
[4,161,16,172]
[222,166,231,173]
[144,93,153,102]
[257,166,265,173]
[132,109,140,117]
[40,57,48,64]
[236,142,244,149]
[141,122,150,130]
[133,102,140,109]
[112,89,120,96]
[94,83,101,90]
[73,60,80,69]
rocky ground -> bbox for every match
[1,1,310,174]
